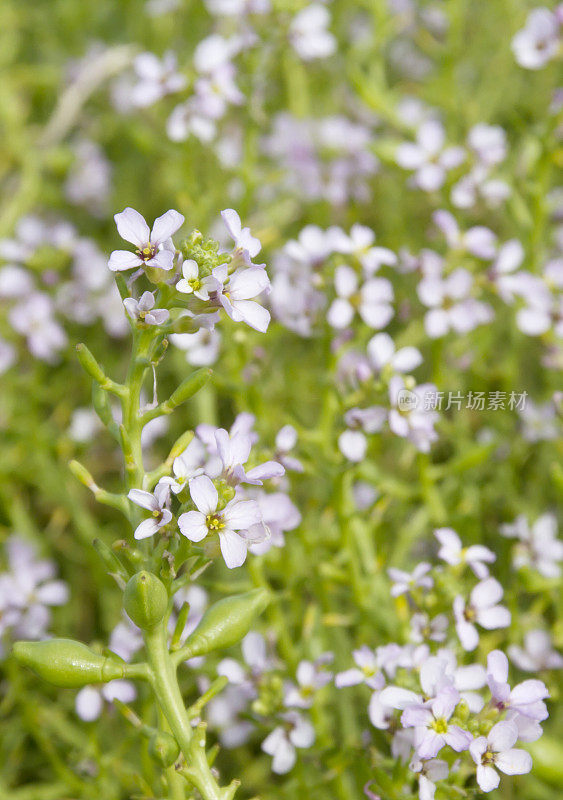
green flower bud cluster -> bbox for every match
[181,230,231,278]
[251,673,284,717]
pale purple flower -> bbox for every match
[262,711,315,773]
[327,266,394,330]
[249,491,301,555]
[388,376,439,453]
[0,537,69,643]
[418,267,493,338]
[123,291,169,326]
[127,485,173,540]
[283,224,337,267]
[171,328,221,366]
[332,224,397,275]
[214,427,284,486]
[512,8,561,70]
[131,51,187,108]
[470,721,532,792]
[487,649,549,733]
[454,579,511,651]
[210,264,271,332]
[0,264,34,298]
[434,528,495,578]
[175,259,214,299]
[342,406,387,454]
[396,120,465,192]
[76,680,136,722]
[289,5,336,61]
[467,124,507,166]
[9,293,67,362]
[401,689,472,759]
[500,513,563,578]
[410,613,448,644]
[367,332,422,374]
[509,630,563,672]
[221,209,261,259]
[274,425,304,473]
[451,166,511,209]
[431,649,487,712]
[433,210,497,259]
[108,207,184,272]
[410,758,448,800]
[388,562,433,597]
[109,616,143,662]
[205,0,271,14]
[336,646,385,690]
[338,429,368,462]
[285,655,334,708]
[159,439,205,494]
[178,475,264,568]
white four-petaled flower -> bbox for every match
[108,207,184,272]
[178,475,264,568]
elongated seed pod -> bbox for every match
[12,639,125,688]
[162,368,212,414]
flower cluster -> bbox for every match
[0,537,68,655]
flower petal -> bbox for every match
[178,510,208,542]
[495,749,532,776]
[189,475,218,515]
[108,250,143,272]
[151,210,185,245]
[219,529,248,569]
[115,208,150,247]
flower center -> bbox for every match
[482,750,495,765]
[137,242,156,261]
[431,717,448,734]
[206,513,225,531]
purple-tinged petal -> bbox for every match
[189,475,218,515]
[219,529,248,569]
[151,210,184,245]
[114,208,150,247]
[134,518,160,540]
[178,510,208,542]
[476,764,500,792]
[108,250,143,272]
[495,749,532,776]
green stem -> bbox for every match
[143,623,236,800]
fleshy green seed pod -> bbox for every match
[13,639,125,688]
[123,571,168,630]
[178,589,270,660]
[148,731,180,767]
[162,369,212,414]
[76,343,108,385]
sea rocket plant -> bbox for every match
[3,4,562,799]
